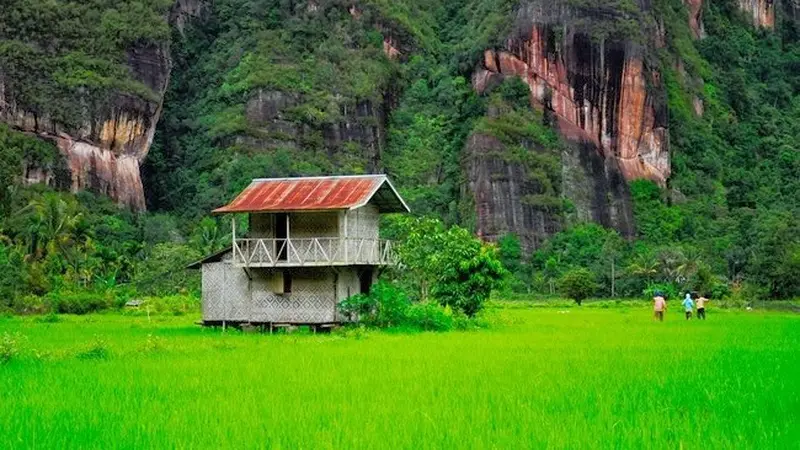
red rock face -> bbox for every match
[739,0,775,28]
[0,44,169,211]
[473,26,670,186]
[383,37,402,59]
[685,0,706,38]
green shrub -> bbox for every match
[643,282,679,301]
[338,293,378,322]
[406,302,454,331]
[558,268,598,306]
[11,295,49,314]
[146,295,200,316]
[34,312,60,323]
[1,332,22,364]
[339,282,457,331]
[77,336,110,360]
[338,281,411,327]
[47,292,112,315]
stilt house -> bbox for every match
[190,175,409,326]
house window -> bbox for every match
[283,271,292,294]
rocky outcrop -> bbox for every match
[739,0,776,28]
[466,133,563,252]
[0,1,209,210]
[466,130,636,253]
[243,89,385,170]
[0,44,171,210]
[685,0,706,38]
[467,0,667,249]
[472,32,669,186]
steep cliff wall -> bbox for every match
[467,0,664,249]
[0,44,170,210]
[472,27,670,184]
[739,0,776,28]
[685,0,706,38]
[0,1,203,211]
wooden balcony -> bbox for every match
[232,237,397,267]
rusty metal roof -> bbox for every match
[212,175,410,214]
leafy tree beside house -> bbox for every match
[391,217,506,317]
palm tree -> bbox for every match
[19,193,84,263]
[676,247,703,284]
[627,253,659,284]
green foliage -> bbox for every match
[134,244,202,297]
[405,301,455,331]
[391,216,506,316]
[0,1,171,126]
[2,0,799,307]
[0,332,22,364]
[47,292,114,315]
[338,281,457,331]
[558,268,598,305]
[338,281,410,327]
[0,125,61,214]
[77,335,110,360]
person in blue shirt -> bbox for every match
[682,293,694,320]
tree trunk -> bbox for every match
[611,258,616,298]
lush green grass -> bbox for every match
[0,307,798,449]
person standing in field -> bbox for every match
[653,292,666,321]
[682,292,694,320]
[696,294,708,320]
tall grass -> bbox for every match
[0,308,797,448]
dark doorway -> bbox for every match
[276,213,288,261]
[283,271,292,294]
[359,269,374,294]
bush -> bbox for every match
[145,295,200,316]
[643,282,679,301]
[77,336,110,360]
[558,268,598,306]
[392,217,506,317]
[338,281,410,327]
[1,332,22,363]
[11,294,49,314]
[34,312,61,323]
[338,281,457,331]
[47,292,112,315]
[338,293,378,322]
[406,302,454,331]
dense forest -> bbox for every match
[0,0,798,313]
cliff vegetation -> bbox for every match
[0,0,798,312]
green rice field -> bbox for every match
[1,306,798,449]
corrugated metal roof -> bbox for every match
[212,175,410,214]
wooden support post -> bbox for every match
[232,216,237,261]
[343,211,348,264]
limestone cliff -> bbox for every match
[242,89,386,171]
[467,0,665,249]
[739,0,776,28]
[0,1,202,211]
[0,44,170,211]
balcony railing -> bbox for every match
[232,237,397,267]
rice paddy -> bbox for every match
[0,306,798,449]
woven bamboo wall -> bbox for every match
[249,214,274,238]
[250,268,336,323]
[202,263,344,323]
[290,212,339,238]
[345,205,380,261]
[202,261,249,321]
